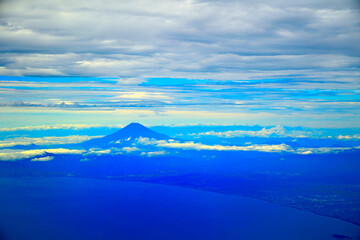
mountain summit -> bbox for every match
[105,123,170,141]
[83,123,170,147]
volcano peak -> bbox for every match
[83,122,170,147]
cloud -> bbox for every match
[0,124,123,132]
[84,148,112,156]
[1,75,359,128]
[31,156,54,161]
[136,137,292,153]
[135,137,360,154]
[192,125,313,138]
[296,147,354,154]
[141,150,168,157]
[112,92,170,100]
[0,0,358,81]
[121,146,140,153]
[337,134,360,140]
[0,148,84,161]
[0,135,103,148]
[0,0,359,128]
[1,136,358,161]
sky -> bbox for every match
[0,0,359,128]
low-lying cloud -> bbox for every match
[137,137,292,153]
[191,125,313,138]
[1,136,359,161]
[84,148,112,156]
[0,135,103,148]
[0,148,84,161]
[141,150,168,157]
[337,134,360,140]
[31,156,54,161]
[135,137,359,155]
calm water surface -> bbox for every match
[0,177,359,240]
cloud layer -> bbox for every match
[0,135,102,148]
[0,124,123,132]
[0,0,359,127]
[134,137,359,155]
[0,148,84,161]
[0,0,359,79]
[0,135,359,161]
[191,125,313,138]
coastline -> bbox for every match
[134,178,360,228]
[2,175,360,229]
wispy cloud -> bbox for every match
[134,137,360,155]
[337,134,360,140]
[136,137,292,152]
[191,125,313,138]
[0,135,102,148]
[84,148,112,156]
[31,156,54,161]
[1,136,358,161]
[1,76,359,127]
[0,124,122,132]
[122,146,140,153]
[141,150,168,157]
[296,147,355,155]
[0,148,84,161]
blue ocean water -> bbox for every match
[0,177,359,240]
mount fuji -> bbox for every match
[83,123,171,147]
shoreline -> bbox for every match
[136,179,360,228]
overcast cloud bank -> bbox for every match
[0,0,359,127]
[0,0,359,80]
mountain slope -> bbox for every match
[83,123,171,147]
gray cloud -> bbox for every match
[0,0,359,128]
[0,0,358,80]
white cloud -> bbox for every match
[337,134,360,140]
[0,135,103,148]
[1,137,358,161]
[192,126,312,138]
[296,147,353,154]
[84,148,111,156]
[31,156,54,161]
[112,91,170,100]
[121,146,140,153]
[135,137,360,154]
[141,150,168,157]
[136,137,292,153]
[0,148,84,161]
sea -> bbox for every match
[0,177,359,240]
